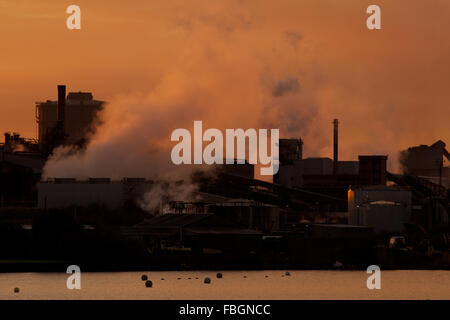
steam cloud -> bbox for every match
[42,4,319,187]
[41,0,450,201]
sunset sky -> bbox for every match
[1,0,449,173]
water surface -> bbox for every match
[1,270,449,300]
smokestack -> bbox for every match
[4,132,11,145]
[333,118,339,175]
[57,85,66,123]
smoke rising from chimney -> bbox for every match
[40,0,450,187]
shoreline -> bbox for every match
[1,262,449,273]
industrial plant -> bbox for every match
[0,85,449,271]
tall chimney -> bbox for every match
[4,132,11,145]
[57,85,66,123]
[333,118,339,175]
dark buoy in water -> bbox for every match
[14,287,19,293]
[141,274,148,281]
[177,277,181,280]
[145,280,153,288]
[161,278,165,280]
[243,275,247,278]
[204,277,211,284]
[216,273,223,279]
[265,275,269,278]
[285,271,291,276]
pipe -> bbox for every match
[333,119,339,175]
[57,85,66,123]
[4,132,11,145]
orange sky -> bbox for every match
[1,0,449,172]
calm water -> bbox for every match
[1,270,449,300]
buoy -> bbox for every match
[265,275,269,278]
[285,271,291,276]
[177,277,181,280]
[243,275,247,278]
[204,277,211,284]
[14,287,20,293]
[145,280,153,288]
[141,274,148,281]
[161,278,165,280]
[216,273,223,279]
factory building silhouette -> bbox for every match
[1,85,102,206]
[0,85,449,271]
[36,85,104,155]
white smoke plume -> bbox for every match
[41,7,320,208]
[40,0,450,209]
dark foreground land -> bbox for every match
[1,207,449,273]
